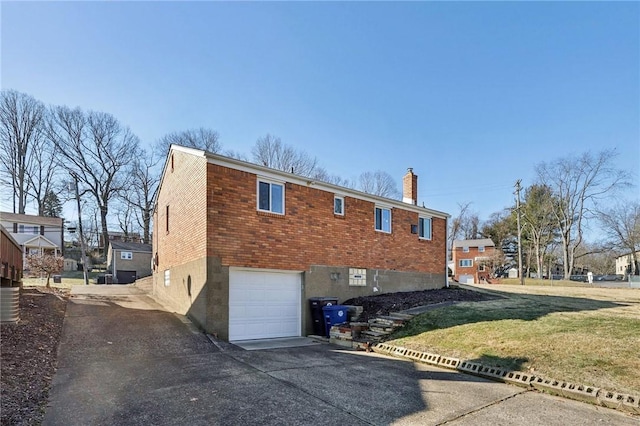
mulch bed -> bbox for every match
[1,287,69,426]
[343,287,499,322]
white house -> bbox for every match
[0,212,63,268]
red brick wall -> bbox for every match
[206,163,446,274]
[153,150,208,271]
[453,246,496,282]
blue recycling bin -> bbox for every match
[322,305,349,337]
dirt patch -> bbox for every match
[1,287,69,426]
[343,287,499,322]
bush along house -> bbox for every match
[152,145,449,341]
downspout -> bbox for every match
[445,216,449,288]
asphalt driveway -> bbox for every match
[44,285,636,425]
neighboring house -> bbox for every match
[106,241,153,284]
[615,251,639,277]
[452,238,496,284]
[152,145,449,341]
[0,212,63,269]
[1,224,23,287]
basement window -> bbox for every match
[349,268,366,286]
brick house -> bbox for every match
[152,145,449,341]
[106,241,153,284]
[452,238,496,284]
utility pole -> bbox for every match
[515,180,524,285]
[73,173,90,285]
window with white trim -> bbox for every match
[459,259,473,267]
[463,246,469,253]
[478,264,486,272]
[334,196,344,215]
[419,217,432,240]
[257,180,284,214]
[164,269,170,287]
[375,207,391,233]
[478,246,485,252]
[121,251,133,260]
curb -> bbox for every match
[373,343,640,416]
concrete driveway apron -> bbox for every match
[44,285,637,426]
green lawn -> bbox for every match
[389,284,640,395]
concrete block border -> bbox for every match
[372,343,640,415]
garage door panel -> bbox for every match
[229,270,302,341]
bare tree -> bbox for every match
[597,201,640,276]
[448,202,481,252]
[535,149,631,279]
[251,134,321,177]
[157,128,221,155]
[121,146,162,243]
[357,171,401,199]
[26,124,62,215]
[26,253,64,288]
[0,90,46,213]
[47,106,139,253]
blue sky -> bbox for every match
[2,1,638,222]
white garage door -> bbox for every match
[229,269,302,341]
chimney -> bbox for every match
[403,168,418,205]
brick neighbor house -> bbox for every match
[152,145,449,341]
[452,238,496,284]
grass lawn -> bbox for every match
[21,270,104,289]
[389,284,640,395]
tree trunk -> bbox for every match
[143,210,151,244]
[100,204,109,255]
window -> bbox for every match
[463,246,469,253]
[375,207,391,233]
[478,246,485,252]
[478,265,486,272]
[419,217,432,240]
[257,180,284,214]
[121,251,133,260]
[18,225,24,233]
[334,196,344,215]
[164,269,170,287]
[349,268,366,286]
[32,226,39,235]
[165,205,170,233]
[459,259,473,267]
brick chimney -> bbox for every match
[402,168,418,205]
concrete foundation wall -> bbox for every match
[204,258,230,340]
[152,257,208,329]
[302,265,445,336]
